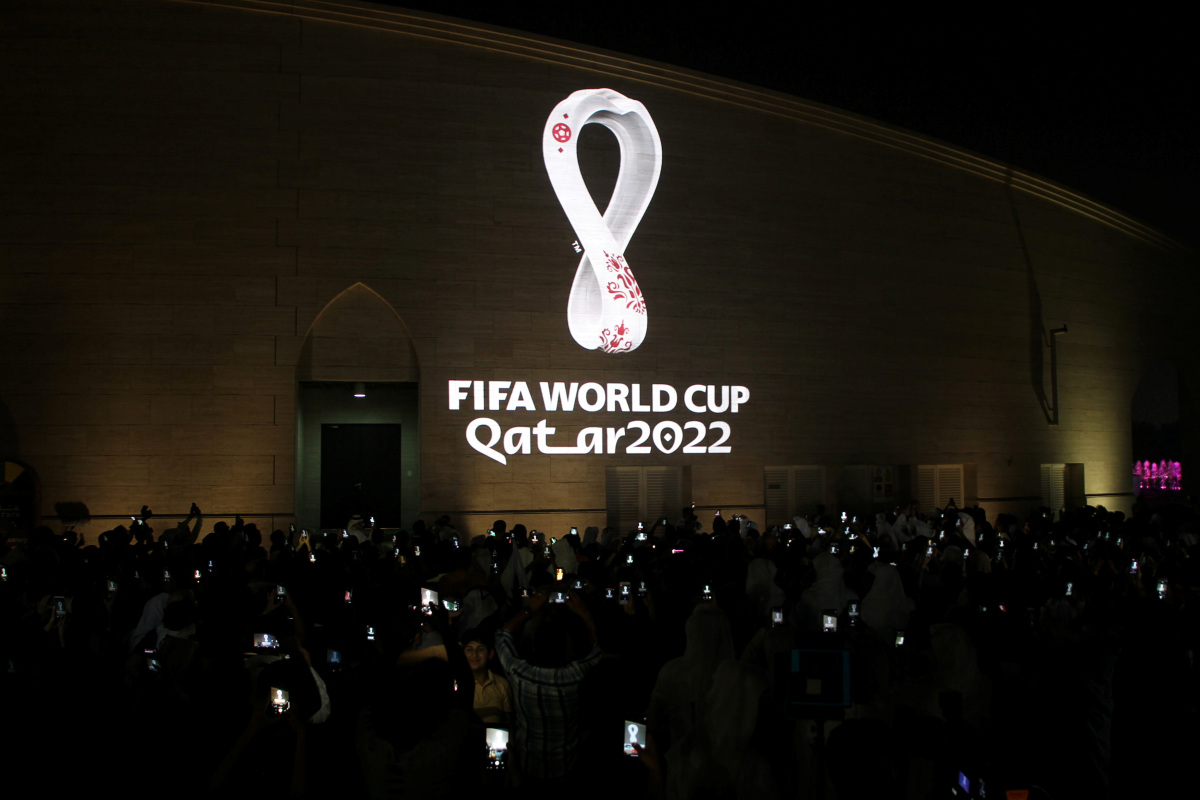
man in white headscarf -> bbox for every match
[860,562,912,641]
[797,552,858,632]
[647,605,734,754]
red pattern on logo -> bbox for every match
[604,252,646,315]
[599,320,634,353]
[552,123,572,143]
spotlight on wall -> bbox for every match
[353,382,366,398]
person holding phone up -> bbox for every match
[495,586,602,784]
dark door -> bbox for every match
[320,423,403,529]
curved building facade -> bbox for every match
[2,0,1195,537]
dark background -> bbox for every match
[392,4,1197,249]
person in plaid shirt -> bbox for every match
[495,586,602,783]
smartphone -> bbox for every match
[848,601,860,619]
[105,579,117,597]
[572,577,585,590]
[342,529,349,539]
[414,545,421,557]
[771,607,783,627]
[570,526,578,536]
[53,596,67,619]
[1157,579,1167,598]
[163,569,171,581]
[926,544,934,557]
[344,588,353,604]
[421,588,439,615]
[894,631,905,647]
[275,585,286,603]
[485,727,509,770]
[488,529,496,537]
[270,687,290,715]
[443,598,460,612]
[637,521,644,533]
[702,584,713,601]
[623,719,647,756]
[604,587,615,600]
[369,516,375,528]
[289,523,296,535]
[550,589,568,604]
[365,625,376,642]
[327,648,342,671]
[1129,560,1138,575]
[309,552,317,563]
[301,530,308,540]
[556,568,564,581]
[830,544,839,555]
[637,581,647,597]
[193,569,201,580]
[822,611,838,633]
[626,554,634,564]
[1065,582,1073,597]
[618,582,632,605]
[253,632,280,649]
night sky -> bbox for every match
[392,4,1197,249]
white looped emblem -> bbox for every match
[543,89,662,354]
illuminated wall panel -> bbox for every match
[0,0,1196,536]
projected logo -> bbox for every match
[543,89,662,354]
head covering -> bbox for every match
[799,552,857,631]
[647,606,735,750]
[859,562,911,640]
[551,536,579,575]
[745,557,785,617]
[958,512,977,545]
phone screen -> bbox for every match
[623,720,647,756]
[270,687,290,715]
[254,632,279,649]
[618,582,631,605]
[485,727,509,769]
[420,588,438,614]
[822,612,838,632]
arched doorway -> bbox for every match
[294,283,420,530]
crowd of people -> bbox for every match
[1,497,1197,799]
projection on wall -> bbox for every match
[543,89,662,354]
[443,90,750,467]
